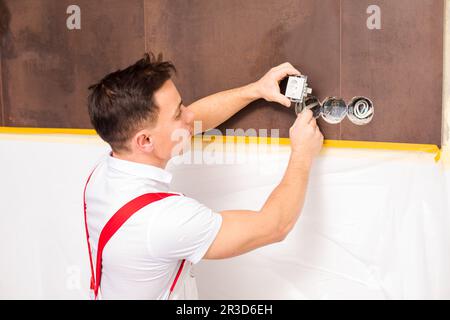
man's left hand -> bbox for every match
[253,62,302,107]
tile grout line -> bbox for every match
[442,0,450,148]
[0,49,4,126]
[143,0,147,53]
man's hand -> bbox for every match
[289,109,324,163]
[253,62,301,107]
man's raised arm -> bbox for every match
[188,63,301,133]
[204,109,324,259]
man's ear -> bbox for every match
[134,130,154,153]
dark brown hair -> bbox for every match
[88,52,176,152]
[0,0,11,40]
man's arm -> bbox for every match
[188,63,301,133]
[204,109,323,259]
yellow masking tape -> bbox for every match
[0,127,97,135]
[324,139,441,162]
[0,127,441,162]
[194,135,441,161]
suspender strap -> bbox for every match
[94,192,180,298]
[83,168,183,299]
[170,259,186,293]
[83,168,97,291]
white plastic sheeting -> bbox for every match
[0,134,449,299]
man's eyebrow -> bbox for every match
[173,100,183,117]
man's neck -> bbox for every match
[111,151,167,169]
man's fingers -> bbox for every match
[309,117,318,128]
[282,65,301,76]
[273,66,301,81]
[275,67,301,80]
[274,62,299,73]
[298,109,313,124]
[308,112,317,123]
[274,94,292,107]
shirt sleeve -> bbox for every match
[146,196,222,264]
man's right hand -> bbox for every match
[289,109,324,162]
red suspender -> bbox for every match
[83,168,183,299]
[170,259,186,293]
[83,168,97,292]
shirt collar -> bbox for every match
[106,153,173,185]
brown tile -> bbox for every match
[145,0,341,139]
[341,0,443,146]
[0,0,10,126]
[2,0,145,128]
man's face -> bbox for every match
[149,79,194,162]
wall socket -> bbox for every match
[280,75,312,104]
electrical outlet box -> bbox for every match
[280,75,312,104]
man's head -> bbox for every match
[88,53,194,167]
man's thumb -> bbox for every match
[275,94,292,107]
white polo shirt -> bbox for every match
[85,153,222,299]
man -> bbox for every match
[84,52,323,299]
